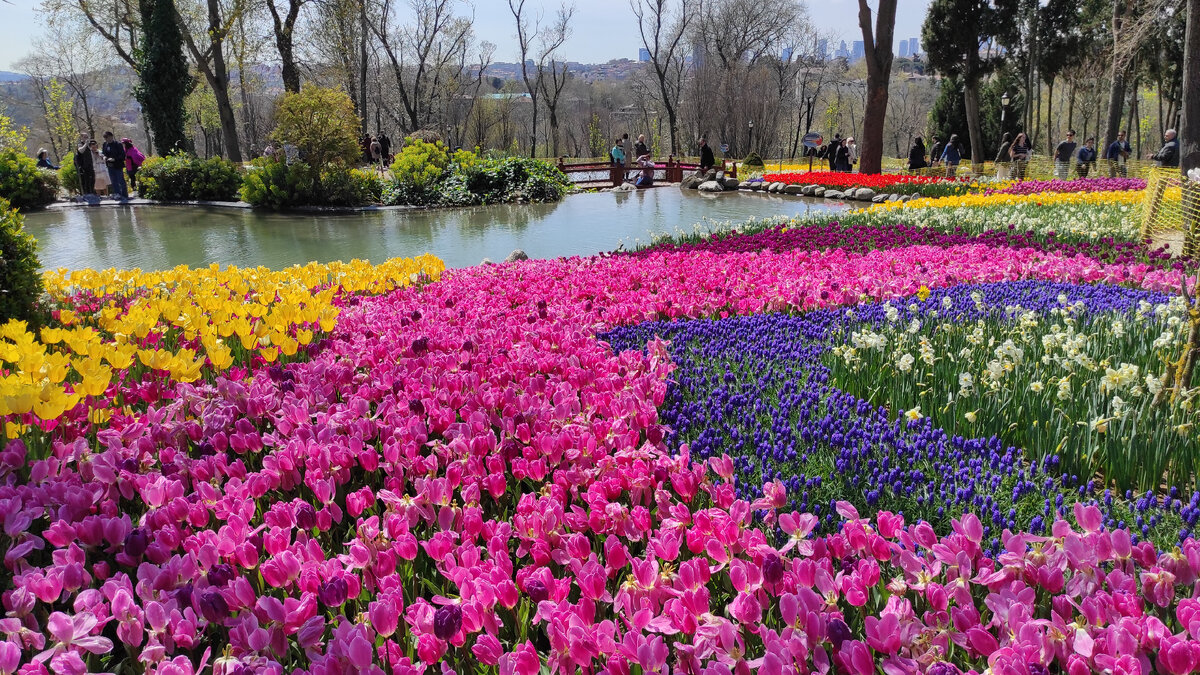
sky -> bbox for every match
[0,0,933,72]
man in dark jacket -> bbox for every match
[929,136,944,168]
[73,133,95,196]
[698,137,715,172]
[101,131,128,199]
[1105,130,1131,177]
[1149,129,1179,168]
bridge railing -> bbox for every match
[556,156,705,187]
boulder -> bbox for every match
[773,182,786,193]
[813,187,826,197]
[888,193,901,202]
[784,184,804,195]
[480,258,494,266]
[680,175,700,190]
[825,190,844,200]
[872,194,888,203]
[722,178,740,189]
[844,188,859,199]
[911,193,922,200]
[697,180,725,192]
[801,185,817,196]
[504,249,530,263]
[855,188,876,201]
[750,182,764,191]
[613,182,636,192]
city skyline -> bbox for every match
[0,0,934,73]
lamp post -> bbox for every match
[1000,91,1011,134]
[748,119,754,155]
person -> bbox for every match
[74,134,94,195]
[1009,132,1031,179]
[283,142,298,165]
[845,137,859,169]
[929,136,944,169]
[634,134,649,159]
[1105,130,1131,177]
[994,132,1012,179]
[36,149,59,170]
[1053,130,1077,180]
[361,133,373,164]
[262,143,275,159]
[379,133,392,164]
[122,138,145,192]
[611,138,627,184]
[698,137,715,172]
[826,134,842,171]
[1149,129,1179,167]
[370,136,383,172]
[620,133,633,178]
[101,131,128,199]
[940,134,963,177]
[834,138,852,172]
[90,139,110,196]
[1076,137,1097,178]
[635,154,655,188]
[907,136,927,172]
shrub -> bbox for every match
[272,85,360,169]
[0,199,45,324]
[138,154,243,201]
[742,151,765,171]
[58,162,79,196]
[0,150,58,209]
[387,140,450,206]
[387,152,571,207]
[240,160,317,210]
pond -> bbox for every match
[21,189,848,271]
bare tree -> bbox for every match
[857,0,898,174]
[38,0,141,72]
[265,0,309,93]
[631,0,695,155]
[176,0,247,161]
[508,0,573,158]
[17,24,112,139]
[537,6,574,158]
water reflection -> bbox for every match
[22,190,845,271]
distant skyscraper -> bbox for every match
[835,40,849,60]
[639,48,651,62]
[899,40,910,58]
[816,39,828,60]
[851,40,864,62]
[909,38,920,56]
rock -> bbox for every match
[872,195,888,203]
[855,188,876,201]
[722,178,740,189]
[784,184,804,195]
[813,187,826,197]
[613,182,636,192]
[680,175,698,190]
[480,258,494,266]
[825,190,843,200]
[697,180,725,192]
[504,249,529,263]
[901,195,911,202]
[844,188,859,199]
[911,193,922,200]
[888,193,901,202]
[773,182,786,193]
[801,185,816,196]
[748,182,762,191]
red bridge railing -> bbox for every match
[555,156,732,188]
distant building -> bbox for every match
[782,47,793,61]
[834,40,850,60]
[899,40,910,58]
[816,39,828,60]
[909,37,920,57]
[851,40,864,62]
[639,48,651,62]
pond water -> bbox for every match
[21,189,847,271]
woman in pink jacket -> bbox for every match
[122,138,146,192]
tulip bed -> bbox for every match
[759,171,973,198]
[5,180,1200,675]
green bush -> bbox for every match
[386,149,571,207]
[742,151,765,171]
[0,150,58,209]
[388,140,450,206]
[240,161,382,209]
[58,162,79,196]
[0,199,45,324]
[138,154,243,201]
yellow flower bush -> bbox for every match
[2,255,444,431]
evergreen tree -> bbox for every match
[136,0,193,154]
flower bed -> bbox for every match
[761,170,972,198]
[3,206,1200,673]
[987,177,1148,195]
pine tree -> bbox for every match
[136,0,193,154]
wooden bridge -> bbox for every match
[555,156,738,188]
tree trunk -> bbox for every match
[1181,0,1200,255]
[1104,0,1128,147]
[856,0,898,175]
[268,0,303,93]
[964,82,984,173]
[359,0,369,135]
[1045,77,1054,155]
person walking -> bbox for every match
[826,134,842,171]
[634,134,649,159]
[36,149,59,170]
[1009,132,1031,180]
[1105,130,1131,177]
[929,135,944,170]
[834,138,852,172]
[1053,130,1077,180]
[101,131,128,199]
[122,138,145,192]
[994,132,1013,179]
[73,133,94,195]
[90,139,110,196]
[907,136,927,172]
[379,133,392,164]
[370,136,384,173]
[360,133,373,164]
[1076,137,1097,178]
[611,138,626,185]
[698,137,715,172]
[1148,129,1179,168]
[940,134,963,177]
[845,137,859,170]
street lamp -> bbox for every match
[748,119,754,154]
[1000,90,1011,127]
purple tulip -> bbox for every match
[207,563,236,587]
[525,579,548,603]
[198,590,229,623]
[124,528,149,557]
[828,617,852,650]
[318,578,348,607]
[762,553,785,585]
[433,604,462,640]
[295,502,317,530]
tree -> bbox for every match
[922,0,1018,171]
[1181,0,1199,256]
[631,0,695,155]
[1035,0,1083,154]
[857,0,898,174]
[509,0,574,158]
[138,0,193,154]
[272,85,361,169]
[43,80,76,162]
[176,0,246,162]
[266,0,308,93]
